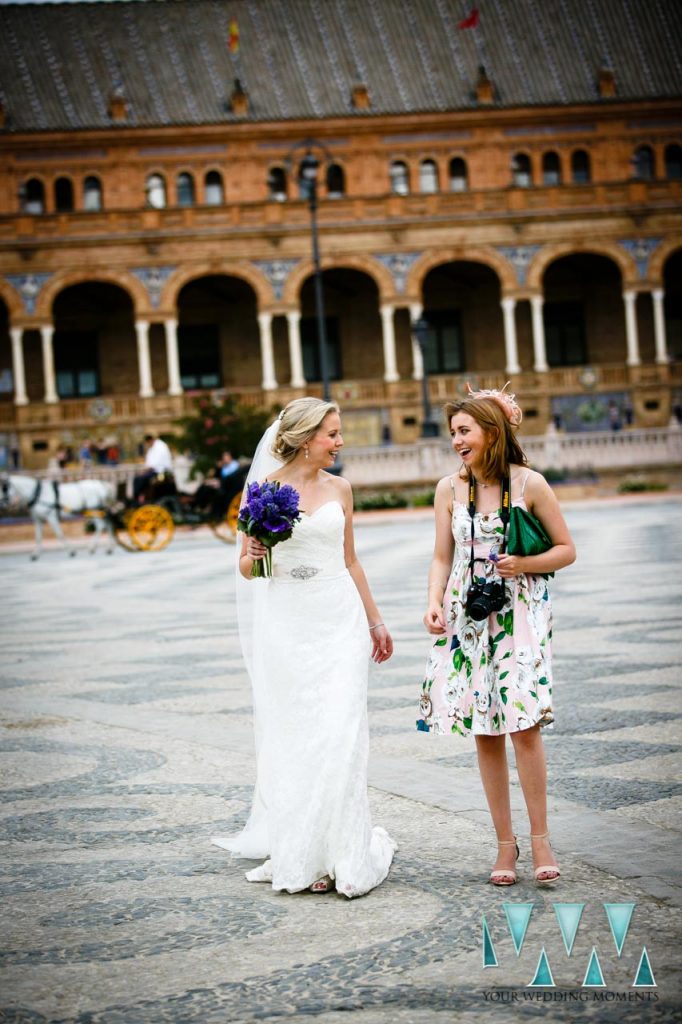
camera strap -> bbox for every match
[468,473,511,581]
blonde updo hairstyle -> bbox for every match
[271,397,340,464]
[445,396,528,482]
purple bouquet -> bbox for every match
[237,480,301,578]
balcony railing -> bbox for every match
[2,179,680,241]
[2,361,674,430]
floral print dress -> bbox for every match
[417,475,554,737]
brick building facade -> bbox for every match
[0,0,680,466]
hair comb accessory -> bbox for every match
[465,381,523,426]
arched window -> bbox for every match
[326,163,345,198]
[665,144,682,180]
[177,172,195,207]
[389,160,409,195]
[449,157,468,192]
[511,153,532,187]
[632,145,655,180]
[83,175,103,211]
[542,151,562,186]
[21,178,45,214]
[146,173,166,209]
[54,177,74,212]
[419,159,439,194]
[267,166,287,201]
[204,170,224,205]
[571,149,591,184]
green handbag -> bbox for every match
[507,505,552,557]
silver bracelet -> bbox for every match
[368,622,384,631]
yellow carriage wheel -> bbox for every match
[112,507,139,551]
[210,491,242,544]
[127,504,175,551]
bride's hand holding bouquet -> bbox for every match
[237,480,301,578]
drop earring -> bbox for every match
[304,446,309,460]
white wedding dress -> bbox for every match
[212,499,396,898]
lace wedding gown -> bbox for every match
[212,499,396,898]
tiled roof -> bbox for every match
[0,0,680,132]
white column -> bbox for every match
[135,320,155,397]
[380,305,400,383]
[500,297,521,375]
[40,324,58,404]
[530,296,548,372]
[409,303,424,381]
[286,311,306,388]
[258,312,278,391]
[652,289,668,365]
[164,319,182,396]
[10,327,28,405]
[623,290,641,367]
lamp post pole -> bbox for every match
[298,149,330,402]
[412,315,440,438]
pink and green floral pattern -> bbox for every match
[417,500,554,737]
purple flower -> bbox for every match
[237,480,301,578]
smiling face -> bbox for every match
[450,411,491,476]
[307,411,344,468]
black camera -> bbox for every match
[466,576,506,621]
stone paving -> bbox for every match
[0,496,681,1023]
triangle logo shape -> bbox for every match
[633,947,657,988]
[503,902,534,956]
[553,903,585,956]
[482,915,498,968]
[604,902,635,956]
[528,947,555,988]
[582,947,606,987]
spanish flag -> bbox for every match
[228,18,240,55]
[458,8,480,29]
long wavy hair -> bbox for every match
[271,397,340,464]
[444,396,528,482]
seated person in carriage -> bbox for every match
[193,450,245,517]
[133,433,174,503]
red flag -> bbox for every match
[458,8,480,29]
[228,18,240,55]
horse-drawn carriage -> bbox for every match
[1,465,247,559]
[110,466,247,551]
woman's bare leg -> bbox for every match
[475,734,516,877]
[510,725,559,878]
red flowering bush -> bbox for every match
[169,395,272,477]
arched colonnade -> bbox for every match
[2,240,680,406]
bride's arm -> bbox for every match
[339,479,393,663]
[238,533,268,579]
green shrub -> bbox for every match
[354,492,409,511]
[167,395,272,477]
[410,490,436,507]
[541,467,567,483]
[617,477,669,494]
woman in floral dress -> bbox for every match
[417,386,575,886]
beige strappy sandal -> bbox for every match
[489,837,520,886]
[309,874,335,893]
[530,831,561,882]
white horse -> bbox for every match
[1,474,116,560]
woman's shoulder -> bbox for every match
[511,466,550,498]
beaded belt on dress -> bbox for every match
[272,564,347,583]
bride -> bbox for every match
[212,397,396,897]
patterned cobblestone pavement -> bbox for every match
[0,497,681,1023]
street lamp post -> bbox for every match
[298,151,331,402]
[411,315,440,438]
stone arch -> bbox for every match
[36,270,148,320]
[406,247,516,298]
[648,237,682,283]
[283,255,394,306]
[0,278,25,320]
[161,262,273,311]
[527,242,637,291]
